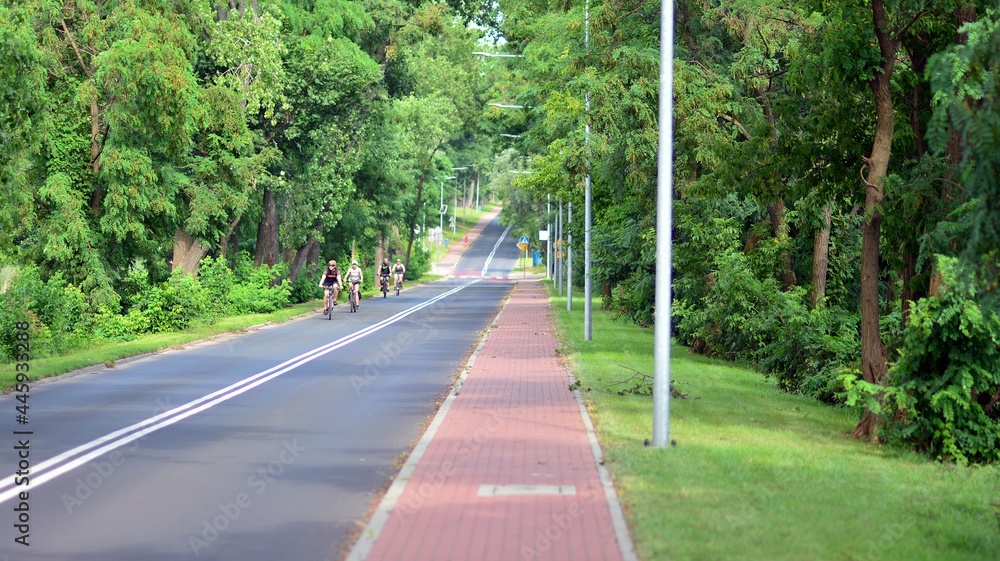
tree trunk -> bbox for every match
[404,177,425,271]
[219,212,242,258]
[810,203,833,309]
[947,9,977,164]
[853,0,898,440]
[600,279,612,310]
[172,229,210,275]
[899,243,926,325]
[90,99,102,218]
[767,199,797,288]
[287,238,318,284]
[254,188,279,267]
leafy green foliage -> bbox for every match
[1,253,294,360]
[0,267,91,361]
[883,257,1000,464]
[674,241,859,400]
[927,11,1000,303]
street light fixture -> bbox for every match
[488,103,530,109]
[472,51,524,58]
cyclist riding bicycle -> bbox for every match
[379,258,392,293]
[343,260,364,308]
[318,259,341,313]
[393,258,406,289]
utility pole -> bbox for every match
[567,202,573,311]
[557,199,563,296]
[584,0,593,340]
[652,0,676,449]
[547,194,552,280]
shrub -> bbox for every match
[673,247,860,400]
[289,261,321,304]
[882,256,1000,464]
[130,270,209,333]
[225,258,291,314]
[0,267,93,360]
[198,255,236,314]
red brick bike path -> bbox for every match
[347,280,635,561]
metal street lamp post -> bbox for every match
[584,0,593,341]
[653,0,676,448]
[441,176,456,243]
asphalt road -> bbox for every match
[0,217,523,561]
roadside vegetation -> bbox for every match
[493,1,1000,464]
[548,283,1000,561]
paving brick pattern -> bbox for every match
[364,280,624,561]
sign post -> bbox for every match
[517,236,530,277]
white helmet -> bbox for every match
[352,260,358,265]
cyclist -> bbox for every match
[378,258,392,294]
[318,259,341,313]
[393,258,406,289]
[343,259,364,308]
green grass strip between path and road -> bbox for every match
[545,281,999,561]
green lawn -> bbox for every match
[547,282,999,561]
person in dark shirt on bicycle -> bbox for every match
[318,260,341,313]
[379,258,392,294]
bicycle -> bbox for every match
[380,275,390,298]
[395,277,403,296]
[349,281,360,313]
[323,287,335,320]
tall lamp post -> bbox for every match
[584,0,593,341]
[453,166,468,223]
[653,0,676,448]
[441,175,456,243]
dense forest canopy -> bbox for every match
[2,0,998,462]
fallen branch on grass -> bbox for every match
[605,365,691,399]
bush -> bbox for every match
[673,247,860,401]
[289,261,321,304]
[0,267,93,360]
[881,256,1000,464]
[225,254,291,314]
[130,270,209,333]
[198,255,236,314]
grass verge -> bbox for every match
[1,301,318,390]
[547,282,999,561]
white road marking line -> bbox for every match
[476,484,577,497]
[0,280,481,505]
[481,223,514,277]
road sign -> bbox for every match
[519,236,530,245]
[517,243,529,251]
